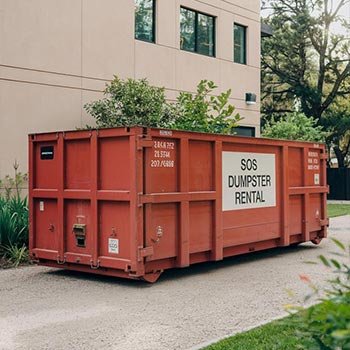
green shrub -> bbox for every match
[84,77,241,134]
[84,76,173,128]
[262,112,327,142]
[3,244,29,268]
[0,163,29,267]
[172,80,241,134]
[287,238,350,349]
[0,196,28,248]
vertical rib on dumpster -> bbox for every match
[90,132,99,268]
[136,130,147,276]
[28,136,34,253]
[281,145,290,246]
[320,148,328,238]
[178,137,190,267]
[302,147,310,242]
[57,133,65,263]
[212,141,223,261]
[130,132,143,275]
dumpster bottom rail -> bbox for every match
[35,231,324,283]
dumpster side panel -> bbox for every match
[30,128,328,281]
[222,143,281,248]
[188,141,214,192]
[98,137,130,190]
[98,201,131,260]
[143,129,328,275]
[34,141,59,189]
[65,139,91,189]
[189,201,213,254]
[33,199,58,252]
[30,129,142,278]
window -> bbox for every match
[180,7,215,57]
[234,24,247,64]
[135,0,155,42]
[234,126,256,137]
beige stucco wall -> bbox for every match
[0,0,261,178]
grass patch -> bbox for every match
[204,239,350,350]
[203,315,316,350]
[328,204,350,218]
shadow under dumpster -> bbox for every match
[44,243,320,287]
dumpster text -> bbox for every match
[150,140,175,168]
[222,152,276,211]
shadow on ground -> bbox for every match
[43,243,320,288]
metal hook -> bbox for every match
[90,260,100,270]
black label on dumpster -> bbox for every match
[40,146,54,160]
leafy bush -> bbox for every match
[0,195,28,248]
[3,244,29,268]
[262,112,327,142]
[172,80,241,134]
[0,163,29,267]
[84,77,241,134]
[287,238,350,349]
[84,77,174,129]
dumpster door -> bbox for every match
[144,137,179,262]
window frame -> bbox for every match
[233,23,247,65]
[180,6,216,58]
[135,0,156,43]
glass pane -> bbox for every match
[234,24,246,64]
[180,8,196,52]
[135,0,154,42]
[197,14,215,56]
[234,126,256,137]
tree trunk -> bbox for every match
[333,146,345,168]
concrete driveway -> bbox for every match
[1,216,349,350]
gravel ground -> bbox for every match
[0,215,349,350]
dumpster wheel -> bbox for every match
[311,237,323,245]
[142,270,163,283]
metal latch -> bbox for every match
[73,224,86,247]
[138,246,154,261]
[137,136,153,150]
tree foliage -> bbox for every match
[262,0,350,120]
[262,0,350,166]
[262,112,326,142]
[84,77,241,135]
[322,99,350,167]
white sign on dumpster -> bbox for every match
[222,152,276,211]
[108,238,119,254]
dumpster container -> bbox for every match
[29,127,328,282]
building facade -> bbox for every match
[0,0,261,178]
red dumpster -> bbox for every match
[29,127,328,282]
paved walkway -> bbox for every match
[327,200,350,204]
[0,216,349,350]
